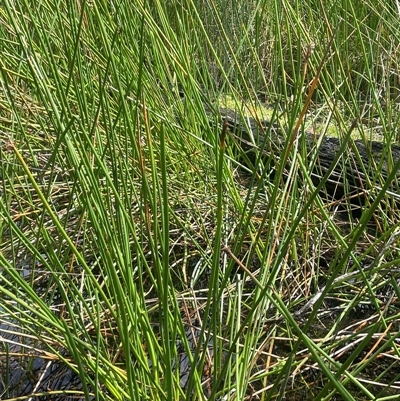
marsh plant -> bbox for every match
[1,0,400,400]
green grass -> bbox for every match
[1,0,400,400]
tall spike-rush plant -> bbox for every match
[1,0,400,400]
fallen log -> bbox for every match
[215,107,400,212]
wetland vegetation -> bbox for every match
[1,0,400,400]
